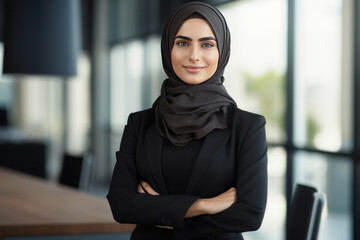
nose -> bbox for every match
[189,45,200,62]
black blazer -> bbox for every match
[107,106,268,240]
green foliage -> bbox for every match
[306,113,320,147]
[243,70,320,144]
[243,70,285,131]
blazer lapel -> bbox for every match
[145,125,168,194]
[185,128,230,195]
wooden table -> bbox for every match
[0,167,134,239]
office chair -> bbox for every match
[0,141,46,178]
[0,108,9,126]
[287,183,325,240]
[59,152,93,191]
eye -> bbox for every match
[176,41,189,47]
[202,42,214,48]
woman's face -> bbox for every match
[171,18,219,84]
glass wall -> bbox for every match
[221,0,287,144]
[0,54,91,180]
[109,36,165,166]
[220,1,287,239]
[292,0,353,238]
[294,0,353,152]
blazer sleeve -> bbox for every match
[175,115,268,239]
[107,113,199,229]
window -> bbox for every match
[109,36,164,165]
[220,0,287,144]
[291,0,354,239]
[220,1,287,239]
[294,0,353,152]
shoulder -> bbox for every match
[130,108,154,116]
[229,106,266,134]
[231,106,266,125]
[128,108,154,121]
[125,108,155,136]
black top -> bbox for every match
[161,138,204,195]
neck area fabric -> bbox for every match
[154,2,237,146]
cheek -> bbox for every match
[206,51,219,70]
[171,48,186,68]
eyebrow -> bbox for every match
[175,35,216,42]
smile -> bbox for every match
[184,65,205,73]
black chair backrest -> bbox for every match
[0,108,9,126]
[59,153,92,190]
[59,154,83,189]
[287,184,324,240]
[0,141,46,178]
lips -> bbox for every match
[184,65,205,73]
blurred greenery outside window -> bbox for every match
[220,0,287,144]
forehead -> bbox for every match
[176,18,215,38]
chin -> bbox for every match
[181,76,207,85]
[183,80,202,84]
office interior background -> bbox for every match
[0,0,359,239]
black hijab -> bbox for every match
[154,2,236,146]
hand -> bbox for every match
[185,187,236,218]
[137,181,159,195]
[202,187,236,215]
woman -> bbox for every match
[107,2,268,240]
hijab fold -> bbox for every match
[154,2,236,146]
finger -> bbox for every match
[141,181,160,195]
[230,187,237,201]
[144,183,159,195]
[138,184,145,193]
[225,187,236,196]
[223,188,236,201]
[220,187,236,197]
[154,225,174,230]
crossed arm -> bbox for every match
[138,180,236,224]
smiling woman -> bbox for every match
[107,2,268,240]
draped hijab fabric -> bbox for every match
[154,2,236,146]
